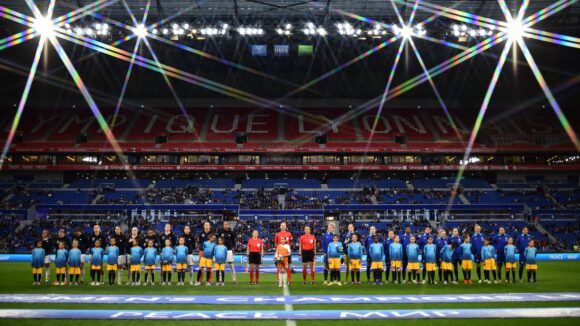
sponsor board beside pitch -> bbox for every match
[0,253,579,263]
[0,308,579,320]
[1,293,579,305]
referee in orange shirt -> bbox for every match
[299,226,316,285]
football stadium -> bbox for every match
[0,0,579,325]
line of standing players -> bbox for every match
[31,221,239,286]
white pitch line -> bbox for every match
[283,284,297,326]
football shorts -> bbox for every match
[407,262,420,270]
[200,257,213,268]
[484,259,497,271]
[55,267,67,274]
[117,255,127,266]
[130,264,142,272]
[90,264,101,270]
[370,261,383,270]
[44,255,51,264]
[32,267,43,274]
[441,262,453,271]
[425,263,436,272]
[526,264,538,270]
[145,265,156,271]
[461,260,473,270]
[161,264,173,272]
[226,250,234,263]
[187,254,195,266]
[176,263,187,270]
[329,258,341,269]
[215,263,225,271]
[68,267,81,275]
[506,262,517,269]
[349,259,362,270]
[391,260,402,270]
[301,250,315,263]
[248,252,262,265]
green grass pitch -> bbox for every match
[0,261,579,325]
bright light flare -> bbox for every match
[33,16,54,37]
[401,26,413,38]
[505,19,526,40]
[133,23,147,38]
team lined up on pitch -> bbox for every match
[30,222,539,287]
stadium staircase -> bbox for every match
[534,222,565,247]
[545,193,561,208]
[370,195,378,204]
[91,195,103,204]
[428,220,439,231]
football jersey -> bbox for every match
[247,238,263,253]
[41,237,55,255]
[143,247,157,265]
[327,242,343,258]
[106,246,119,265]
[214,245,228,264]
[504,244,517,262]
[90,247,104,265]
[218,229,236,250]
[481,245,495,261]
[460,243,473,260]
[406,243,420,263]
[277,244,291,257]
[175,245,188,264]
[471,232,485,256]
[203,241,216,259]
[181,232,196,253]
[130,246,143,264]
[322,232,335,255]
[161,247,174,263]
[369,243,384,262]
[68,248,82,267]
[389,243,403,261]
[423,244,437,263]
[493,233,509,256]
[516,233,533,255]
[440,245,453,263]
[31,248,45,268]
[198,230,212,251]
[383,237,394,260]
[347,242,363,260]
[55,249,68,268]
[299,234,316,251]
[448,235,462,259]
[524,247,537,264]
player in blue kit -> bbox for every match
[493,227,509,282]
[471,224,485,283]
[448,228,462,283]
[130,240,144,285]
[389,236,403,284]
[364,226,378,284]
[440,242,455,284]
[482,238,498,283]
[68,240,82,285]
[106,238,119,286]
[321,224,336,285]
[435,230,448,283]
[55,242,68,286]
[175,237,189,286]
[382,230,395,283]
[214,237,228,286]
[516,227,533,283]
[460,235,473,284]
[31,241,45,285]
[524,240,538,283]
[143,240,158,286]
[198,234,216,286]
[369,235,384,285]
[90,240,104,286]
[347,234,363,284]
[406,236,420,284]
[419,226,434,281]
[327,234,343,286]
[399,226,412,282]
[504,237,517,283]
[161,239,174,286]
[423,237,437,284]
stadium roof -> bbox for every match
[4,0,580,25]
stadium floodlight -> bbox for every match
[85,28,94,36]
[162,28,169,35]
[505,19,525,40]
[133,24,148,38]
[401,26,413,38]
[74,27,84,35]
[33,16,55,37]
